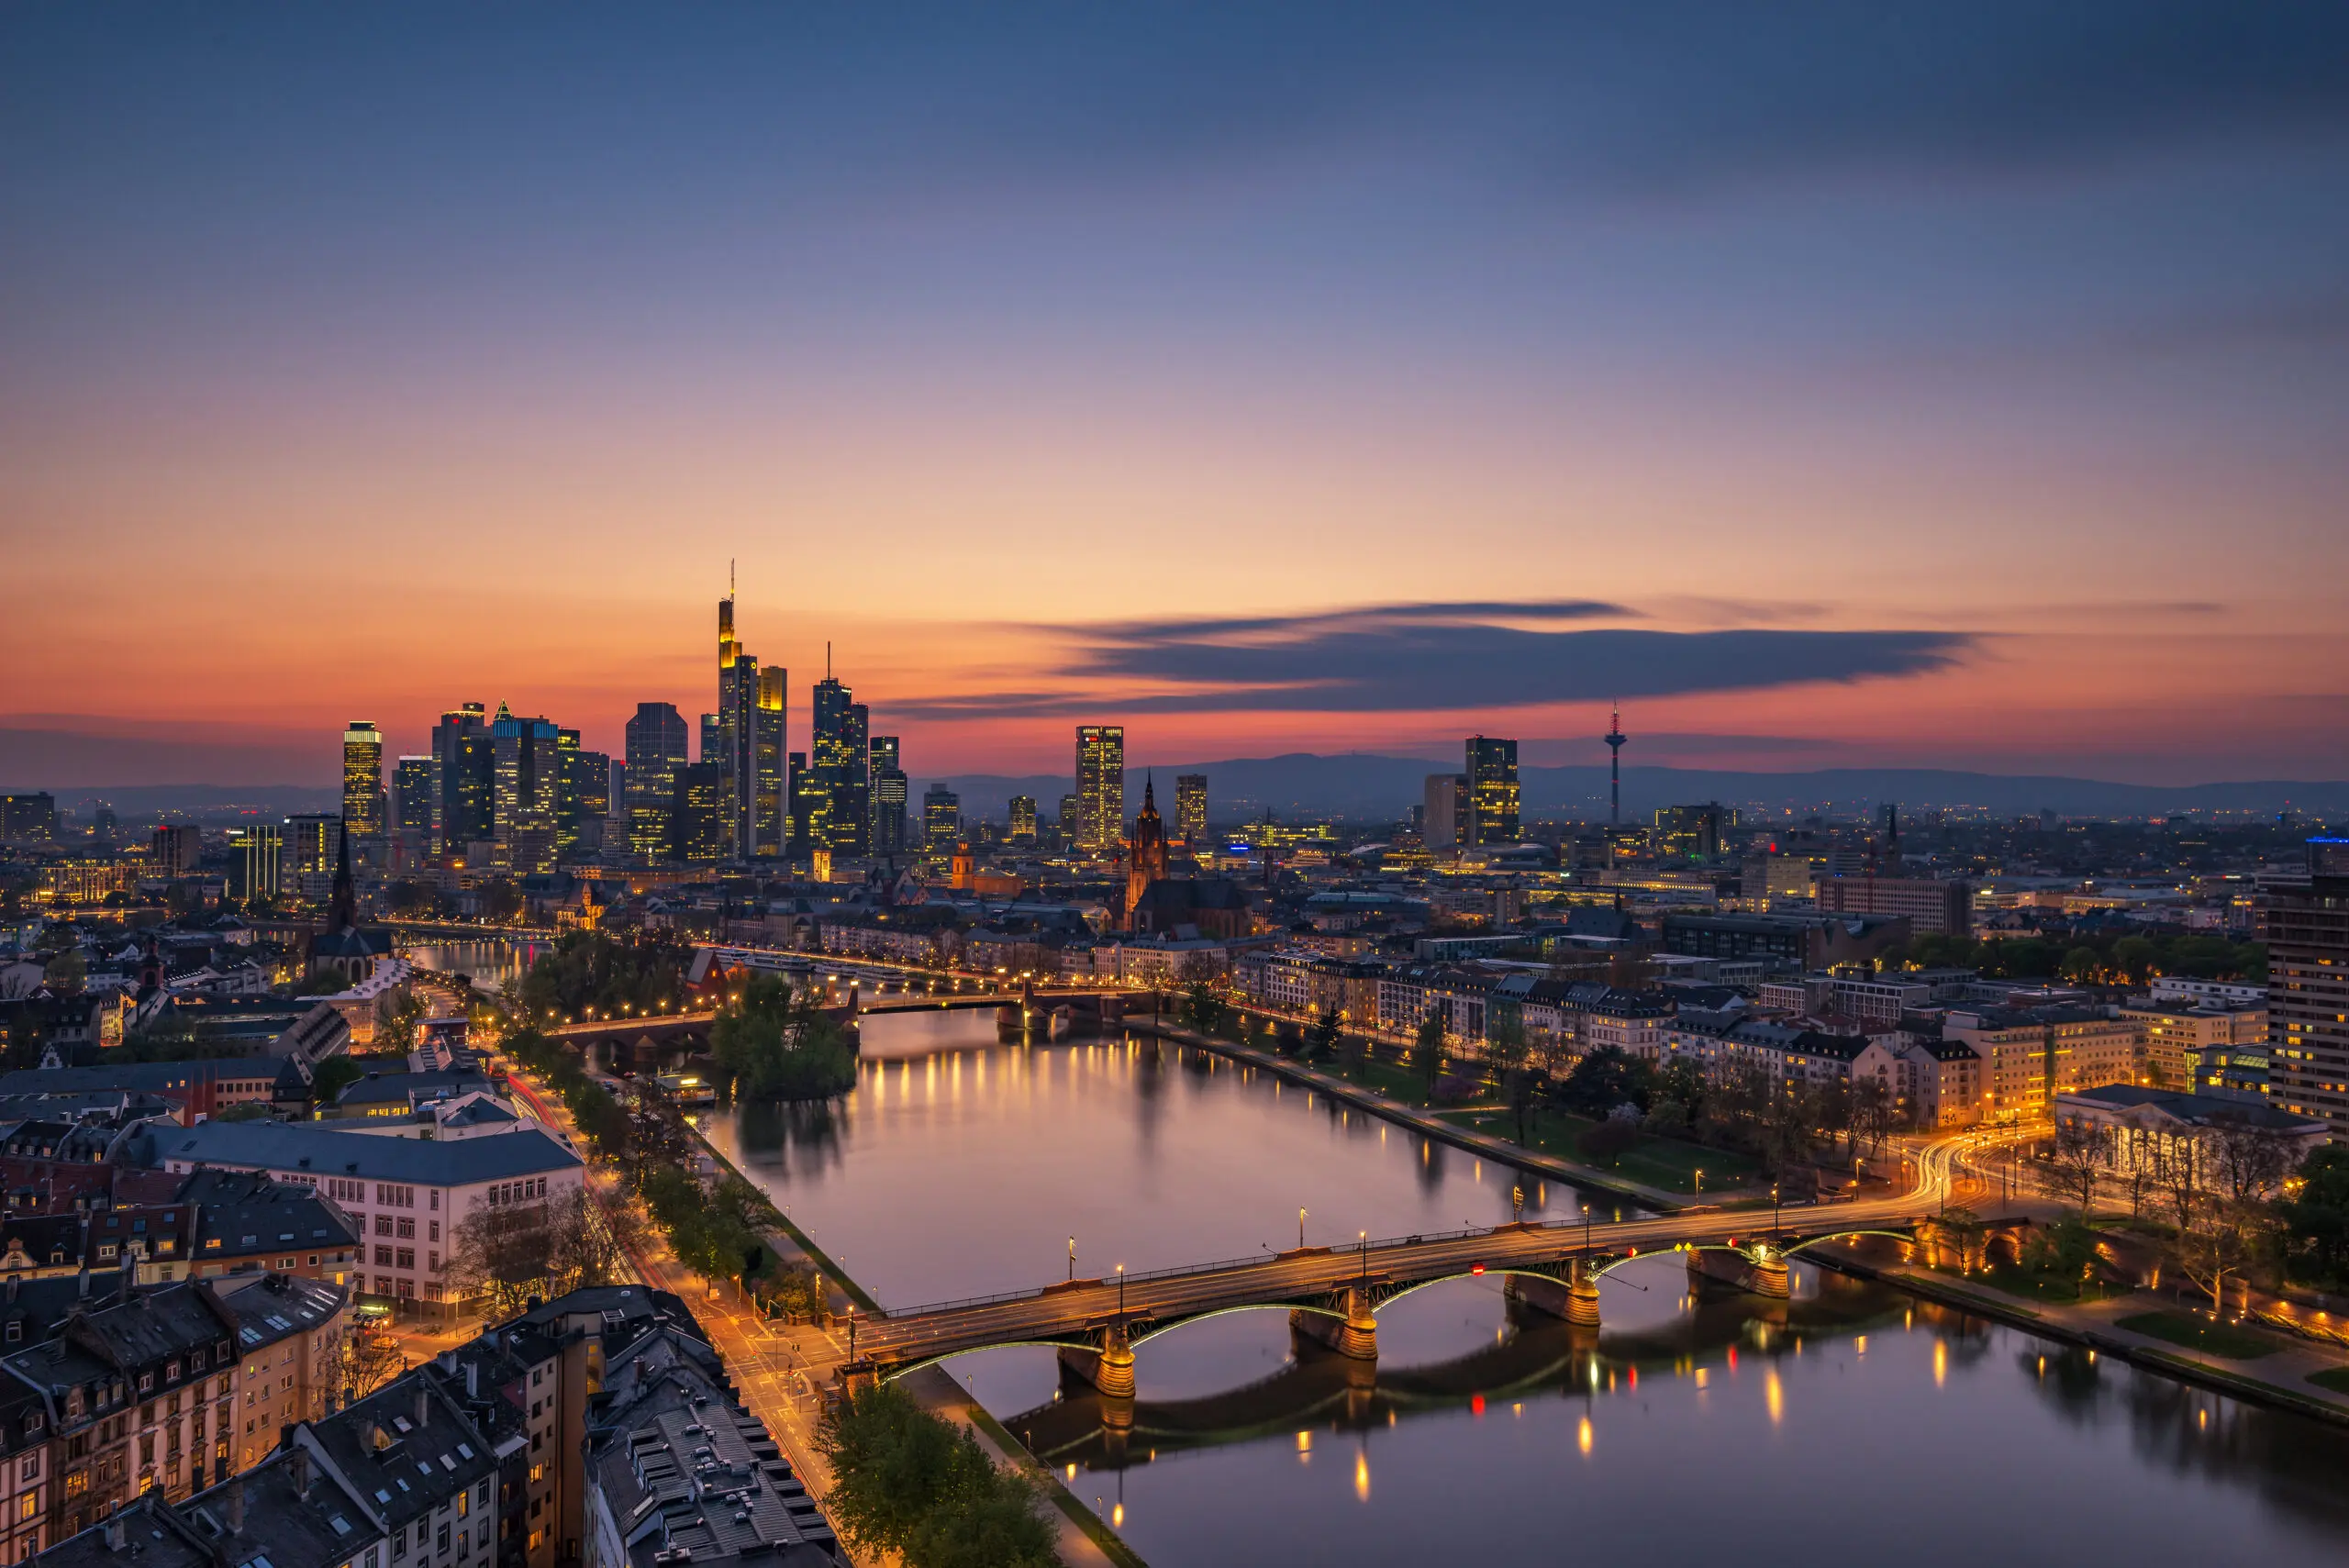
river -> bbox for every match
[705,1010,2349,1567]
[404,937,548,995]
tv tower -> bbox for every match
[1604,703,1628,825]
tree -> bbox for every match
[1851,1077,1895,1154]
[2173,1198,2263,1317]
[40,950,85,995]
[447,1200,558,1319]
[1176,982,1226,1034]
[1555,1047,1652,1119]
[1581,1116,1640,1165]
[2279,1146,2349,1287]
[2060,946,2104,986]
[339,1317,406,1401]
[1485,1006,1538,1146]
[309,1055,365,1106]
[2206,1112,2294,1202]
[708,973,858,1101]
[2046,1116,2108,1217]
[1413,1011,1446,1097]
[816,1382,1055,1568]
[477,878,524,923]
[375,988,428,1056]
[1300,1007,1341,1062]
[2112,936,2159,988]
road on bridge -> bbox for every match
[855,1130,2002,1371]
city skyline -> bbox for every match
[6,6,2348,788]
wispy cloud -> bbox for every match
[894,604,1970,719]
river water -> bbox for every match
[707,1011,2349,1568]
[404,937,548,995]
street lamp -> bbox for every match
[1068,1236,1076,1283]
[1359,1230,1368,1284]
[1117,1263,1126,1317]
[1298,1207,1308,1251]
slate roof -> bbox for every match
[147,1121,582,1185]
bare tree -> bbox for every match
[2207,1114,2294,1202]
[447,1200,557,1319]
[1851,1077,1895,1159]
[2046,1116,2108,1217]
[2155,1135,2202,1237]
[339,1317,406,1401]
[546,1186,637,1296]
[2173,1199,2263,1317]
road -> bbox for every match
[855,1130,1993,1370]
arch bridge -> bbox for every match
[841,1136,1975,1397]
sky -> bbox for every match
[3,3,2346,789]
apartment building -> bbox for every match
[1945,1005,2139,1123]
[143,1125,582,1318]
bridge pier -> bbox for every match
[1290,1284,1378,1361]
[1686,1246,1791,1299]
[1505,1262,1601,1328]
[1057,1324,1137,1398]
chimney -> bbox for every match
[225,1480,245,1533]
[415,1381,430,1429]
[287,1444,311,1496]
[76,1264,90,1299]
[103,1511,125,1552]
[463,1362,477,1399]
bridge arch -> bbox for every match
[875,1337,1104,1383]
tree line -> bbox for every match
[818,1382,1056,1568]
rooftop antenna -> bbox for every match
[827,640,832,679]
[729,559,735,596]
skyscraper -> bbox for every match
[867,736,906,856]
[1422,773,1466,852]
[493,706,562,873]
[1074,725,1125,858]
[1175,774,1208,847]
[2261,839,2349,1135]
[922,784,960,866]
[1058,793,1081,846]
[700,713,722,767]
[556,729,612,859]
[754,665,787,857]
[1464,736,1520,848]
[809,665,867,854]
[429,704,494,854]
[394,755,433,838]
[625,701,689,862]
[673,761,724,863]
[342,723,384,836]
[1008,794,1037,844]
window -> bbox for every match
[427,1252,440,1273]
[395,1218,415,1240]
[375,1247,393,1267]
[428,1222,439,1243]
[395,1249,415,1271]
[19,1492,37,1521]
[374,1217,394,1238]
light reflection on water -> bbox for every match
[708,1011,2349,1568]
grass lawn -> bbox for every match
[1920,1257,2121,1306]
[2307,1366,2349,1395]
[1433,1106,1762,1194]
[2117,1310,2285,1361]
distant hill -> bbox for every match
[918,753,2349,824]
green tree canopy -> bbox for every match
[1556,1046,1653,1118]
[708,973,858,1101]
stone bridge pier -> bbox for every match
[1290,1284,1379,1361]
[1505,1260,1602,1327]
[1057,1322,1138,1398]
[1686,1246,1790,1299]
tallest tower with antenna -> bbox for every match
[1604,703,1628,825]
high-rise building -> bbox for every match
[492,706,562,873]
[393,756,433,837]
[0,794,56,841]
[429,704,494,854]
[150,824,201,878]
[809,670,868,854]
[625,701,689,862]
[1816,874,1971,938]
[1008,794,1037,844]
[673,761,724,863]
[228,822,282,900]
[341,722,384,836]
[1074,725,1125,858]
[1058,793,1081,846]
[922,784,960,865]
[553,730,612,860]
[284,813,343,887]
[866,737,906,856]
[754,665,787,857]
[787,751,816,856]
[1654,803,1729,862]
[1422,773,1467,852]
[2260,840,2349,1134]
[1464,736,1520,848]
[1124,778,1168,929]
[1175,774,1208,847]
[699,712,722,766]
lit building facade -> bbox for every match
[429,704,494,854]
[491,706,562,874]
[342,722,384,836]
[2261,840,2349,1134]
[1075,725,1125,859]
[1653,802,1728,861]
[624,702,688,862]
[922,784,960,867]
[1008,793,1038,844]
[1175,773,1208,846]
[1124,779,1168,928]
[869,736,907,856]
[394,755,433,837]
[1464,736,1519,848]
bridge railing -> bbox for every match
[875,1222,1579,1320]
